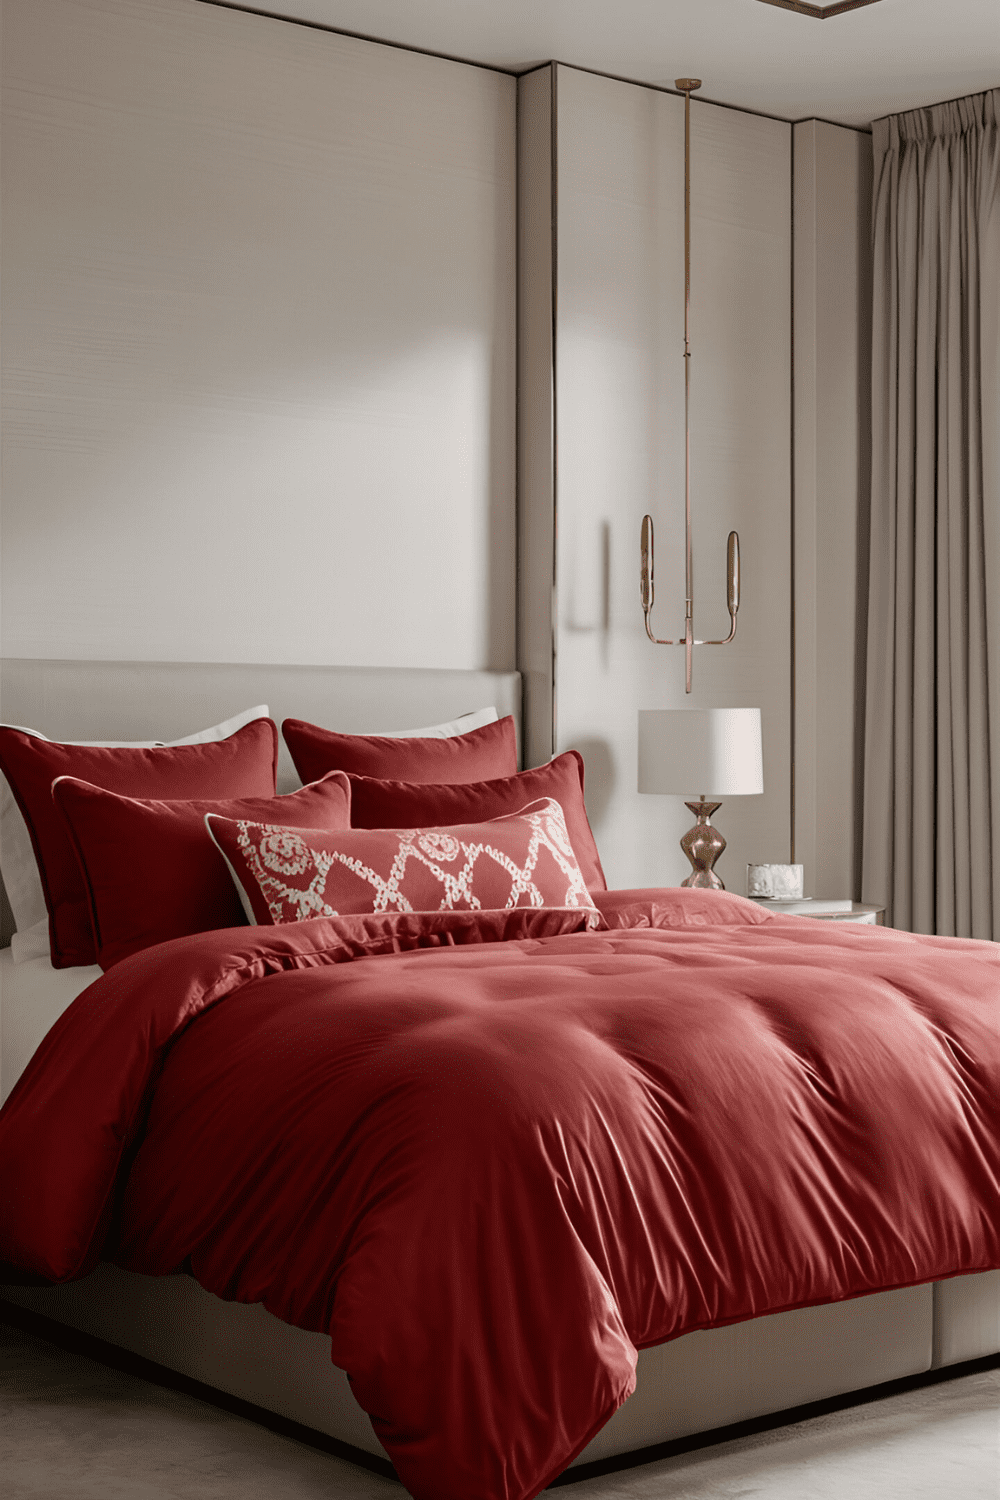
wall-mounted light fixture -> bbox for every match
[639,79,740,694]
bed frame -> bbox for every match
[1,656,998,1476]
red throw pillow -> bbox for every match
[0,718,279,967]
[52,771,351,970]
[282,715,518,787]
[592,887,774,929]
[205,797,601,926]
[346,751,607,892]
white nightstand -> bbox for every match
[804,903,884,925]
[749,900,885,925]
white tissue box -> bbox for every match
[747,863,804,899]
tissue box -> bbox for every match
[747,863,804,899]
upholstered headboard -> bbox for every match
[0,658,522,946]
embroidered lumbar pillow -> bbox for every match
[205,798,600,927]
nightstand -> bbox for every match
[803,903,884,925]
[749,900,886,925]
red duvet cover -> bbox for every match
[2,891,1000,1499]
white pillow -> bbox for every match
[0,704,270,956]
[9,919,52,965]
[373,706,499,740]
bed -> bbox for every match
[1,657,999,1498]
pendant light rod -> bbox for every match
[680,78,697,691]
[640,77,741,693]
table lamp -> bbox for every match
[638,708,763,889]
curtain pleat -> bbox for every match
[863,89,1000,936]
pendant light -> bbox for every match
[640,79,741,694]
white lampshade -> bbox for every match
[638,708,764,797]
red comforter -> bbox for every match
[2,891,1000,1499]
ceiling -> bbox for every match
[206,0,998,130]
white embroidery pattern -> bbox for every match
[233,798,594,924]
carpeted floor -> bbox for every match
[2,1317,998,1499]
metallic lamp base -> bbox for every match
[679,800,726,889]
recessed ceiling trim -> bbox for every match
[754,0,883,16]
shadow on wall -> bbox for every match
[568,737,616,835]
[563,522,612,673]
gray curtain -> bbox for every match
[863,89,1000,936]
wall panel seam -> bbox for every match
[550,62,559,758]
[790,125,797,862]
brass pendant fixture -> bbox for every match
[640,79,740,694]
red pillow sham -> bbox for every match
[0,717,279,967]
[345,751,607,892]
[52,771,351,970]
[282,714,518,787]
[205,797,601,927]
[592,887,774,929]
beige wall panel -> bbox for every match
[793,121,872,899]
[554,67,791,890]
[1,0,515,670]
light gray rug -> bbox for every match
[2,1319,997,1500]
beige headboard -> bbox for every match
[0,657,522,945]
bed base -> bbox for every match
[4,1267,997,1471]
